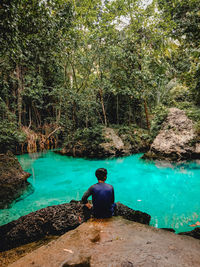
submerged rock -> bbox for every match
[0,201,150,252]
[0,152,31,209]
[143,108,200,161]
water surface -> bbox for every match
[1,151,200,233]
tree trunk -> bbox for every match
[16,65,23,128]
[116,95,119,124]
[85,114,88,128]
[57,106,61,124]
[72,100,77,128]
[68,68,73,89]
[144,98,150,131]
[96,108,104,124]
[63,63,67,87]
[99,88,107,127]
[128,104,131,125]
[28,106,32,129]
[32,103,41,127]
[96,52,108,127]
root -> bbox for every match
[18,125,61,153]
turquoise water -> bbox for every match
[1,151,200,233]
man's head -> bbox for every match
[95,168,107,181]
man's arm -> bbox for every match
[81,186,93,204]
[111,186,115,204]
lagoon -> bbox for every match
[1,151,200,233]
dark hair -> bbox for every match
[95,168,107,181]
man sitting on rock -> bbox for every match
[81,168,116,219]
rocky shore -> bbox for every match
[6,217,200,267]
[0,152,31,209]
[0,201,150,252]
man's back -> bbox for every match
[82,182,114,218]
[91,183,114,218]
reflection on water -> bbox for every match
[0,151,200,233]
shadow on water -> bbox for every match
[15,184,35,204]
[1,183,35,212]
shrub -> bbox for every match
[64,125,104,150]
[170,85,192,103]
[112,124,150,149]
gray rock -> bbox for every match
[0,152,31,209]
[143,108,200,161]
[99,127,125,157]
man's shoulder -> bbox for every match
[89,184,96,189]
[104,183,114,189]
[92,182,114,190]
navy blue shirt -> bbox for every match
[81,182,115,218]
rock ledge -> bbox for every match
[8,217,200,267]
[0,201,150,252]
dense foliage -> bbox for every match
[0,0,199,152]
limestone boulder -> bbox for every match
[99,127,125,157]
[0,152,31,209]
[143,108,200,161]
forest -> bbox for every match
[0,0,200,154]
